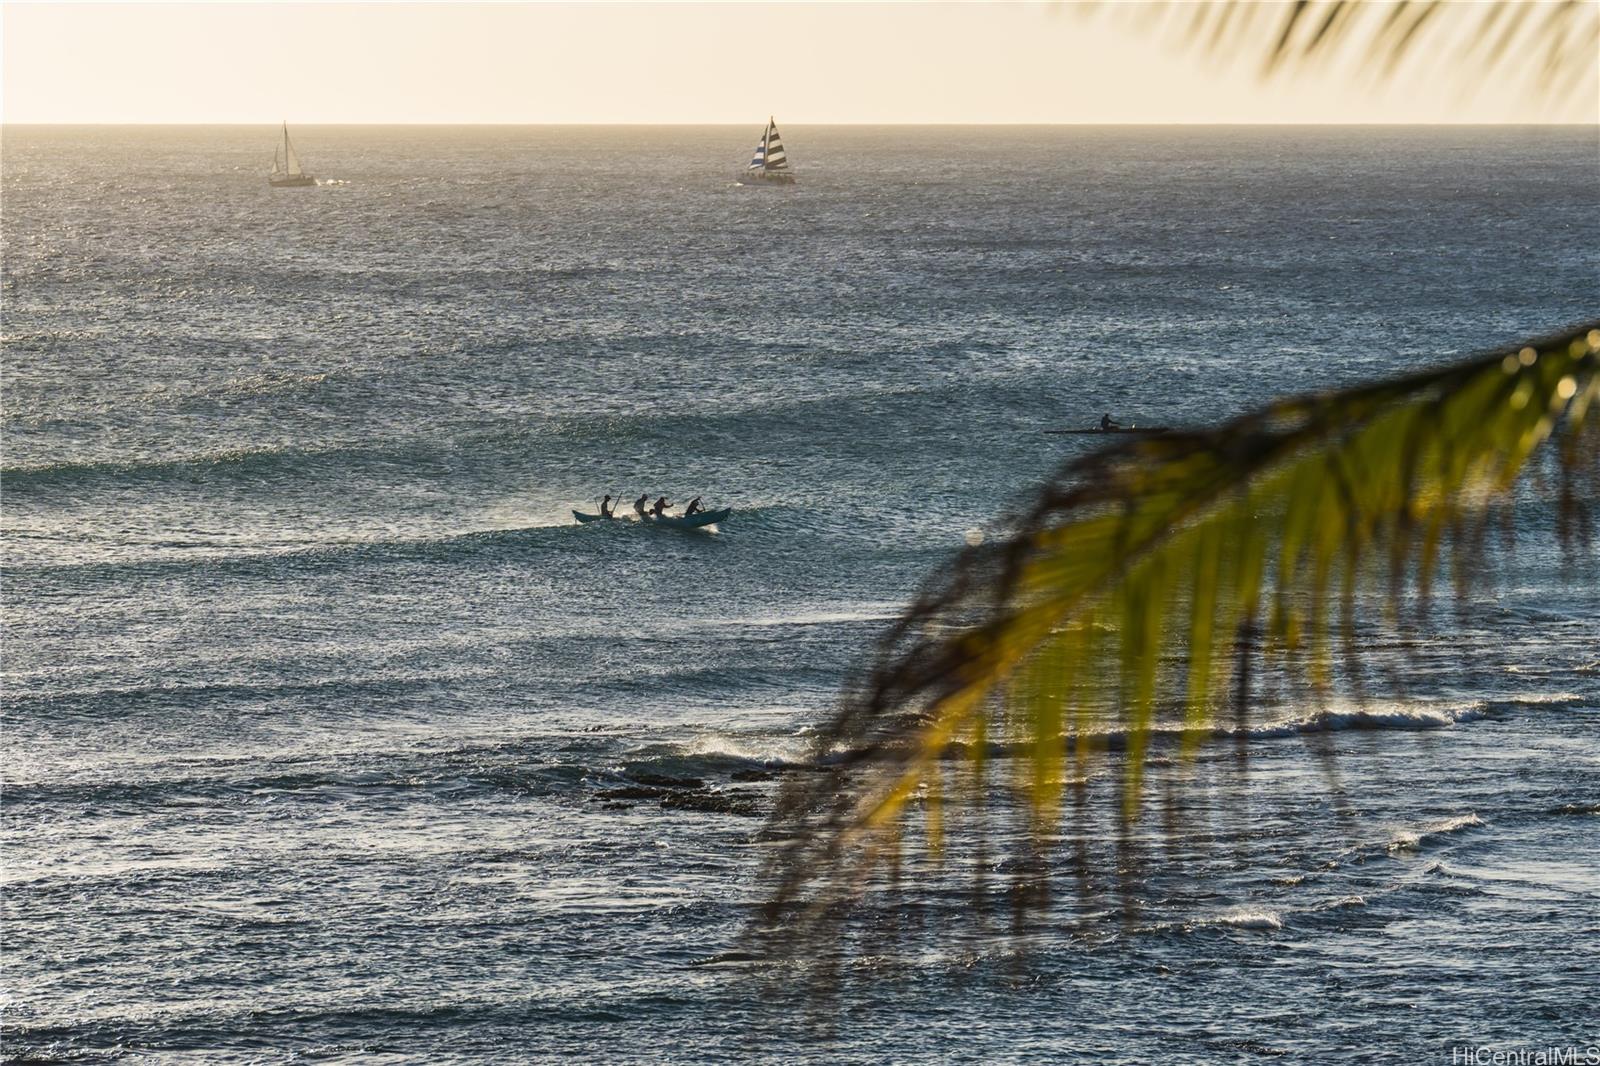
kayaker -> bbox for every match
[684,496,704,516]
[651,496,671,518]
[1100,412,1121,431]
[633,493,650,519]
[600,495,616,519]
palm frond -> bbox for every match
[749,321,1599,965]
[1092,1,1599,107]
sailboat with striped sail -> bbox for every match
[268,122,316,188]
[736,117,796,185]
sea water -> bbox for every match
[3,125,1598,1062]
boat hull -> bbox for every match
[269,175,317,188]
[736,171,796,186]
[573,507,731,528]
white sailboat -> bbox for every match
[736,117,796,185]
[269,122,316,188]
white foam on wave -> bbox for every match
[1316,894,1367,910]
[678,732,810,765]
[1069,697,1492,751]
[1388,813,1485,852]
[1502,691,1585,704]
[1387,831,1420,851]
[1428,813,1485,835]
[1252,699,1490,738]
[1205,908,1284,931]
[708,604,906,629]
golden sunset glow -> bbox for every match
[3,2,1592,125]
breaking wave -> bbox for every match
[1387,813,1486,852]
[1145,908,1286,934]
[946,698,1507,763]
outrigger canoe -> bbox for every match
[1043,426,1174,435]
[573,507,732,529]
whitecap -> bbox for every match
[1209,908,1284,930]
[1316,895,1366,910]
[1388,813,1484,852]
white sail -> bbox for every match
[283,123,304,177]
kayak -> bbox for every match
[573,507,732,529]
[1043,426,1174,435]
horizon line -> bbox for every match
[5,120,1597,129]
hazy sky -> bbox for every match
[2,2,1593,124]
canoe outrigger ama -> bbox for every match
[573,507,732,529]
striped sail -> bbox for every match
[747,118,790,171]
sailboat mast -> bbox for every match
[763,119,772,170]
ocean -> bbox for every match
[3,125,1598,1062]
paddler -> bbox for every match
[600,495,616,519]
[651,496,671,518]
[683,496,704,516]
[633,493,650,519]
[1100,412,1122,431]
